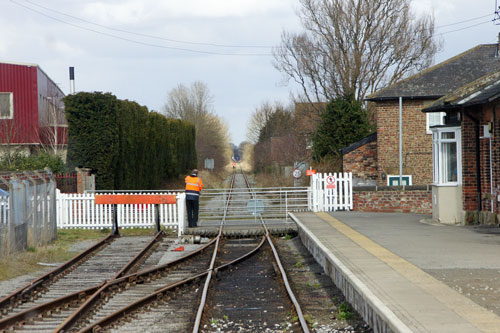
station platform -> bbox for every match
[289,211,500,333]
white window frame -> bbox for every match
[426,112,445,134]
[432,126,462,186]
[0,92,14,119]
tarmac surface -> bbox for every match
[330,211,500,319]
[291,211,500,333]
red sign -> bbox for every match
[306,169,317,176]
[326,175,336,189]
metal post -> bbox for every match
[399,96,403,186]
[155,204,161,233]
[112,204,120,236]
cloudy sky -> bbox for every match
[1,0,499,144]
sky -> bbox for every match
[1,0,500,145]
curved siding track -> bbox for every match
[0,167,318,333]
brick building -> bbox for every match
[340,133,377,185]
[343,44,500,186]
[423,69,500,224]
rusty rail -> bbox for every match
[0,233,115,315]
[241,170,311,333]
[78,235,266,333]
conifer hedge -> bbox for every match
[64,92,196,190]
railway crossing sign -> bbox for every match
[325,175,336,189]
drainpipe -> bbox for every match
[399,97,403,186]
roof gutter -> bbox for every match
[365,95,443,102]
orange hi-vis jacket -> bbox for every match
[185,176,204,199]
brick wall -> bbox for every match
[375,100,434,185]
[462,106,500,218]
[353,186,432,214]
[343,140,378,180]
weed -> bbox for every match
[210,318,218,325]
[223,314,229,321]
[294,261,303,268]
[313,282,321,289]
[283,234,293,240]
[304,314,315,326]
[26,247,36,253]
[337,302,352,320]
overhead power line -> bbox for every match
[10,0,273,56]
[11,0,496,55]
[22,0,274,49]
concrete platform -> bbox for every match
[289,211,500,333]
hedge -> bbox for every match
[64,92,196,190]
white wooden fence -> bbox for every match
[310,172,353,212]
[56,191,186,235]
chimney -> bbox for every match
[69,67,75,94]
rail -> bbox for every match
[192,168,310,333]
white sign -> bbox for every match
[326,175,336,189]
[292,168,302,179]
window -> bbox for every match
[0,93,13,119]
[426,112,445,134]
[432,127,461,185]
[387,175,412,186]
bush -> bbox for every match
[64,92,196,190]
[0,152,65,173]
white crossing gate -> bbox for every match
[56,191,186,236]
[310,172,353,212]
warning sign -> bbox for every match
[325,175,336,189]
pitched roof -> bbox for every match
[340,132,377,155]
[422,70,500,112]
[366,44,500,101]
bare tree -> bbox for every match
[273,0,440,103]
[163,81,214,126]
[163,82,230,171]
[0,120,20,167]
[39,96,67,157]
[246,101,288,144]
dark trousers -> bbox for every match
[186,199,199,227]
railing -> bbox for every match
[199,187,311,222]
[56,191,186,234]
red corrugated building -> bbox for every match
[0,61,66,156]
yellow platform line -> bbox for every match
[317,212,500,333]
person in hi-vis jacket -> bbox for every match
[184,169,204,227]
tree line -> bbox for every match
[163,82,231,172]
[64,92,197,190]
[247,0,439,173]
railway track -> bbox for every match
[1,168,310,332]
[0,232,171,332]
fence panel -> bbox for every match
[310,172,352,212]
[57,192,185,232]
[55,173,78,193]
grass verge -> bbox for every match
[0,227,160,281]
